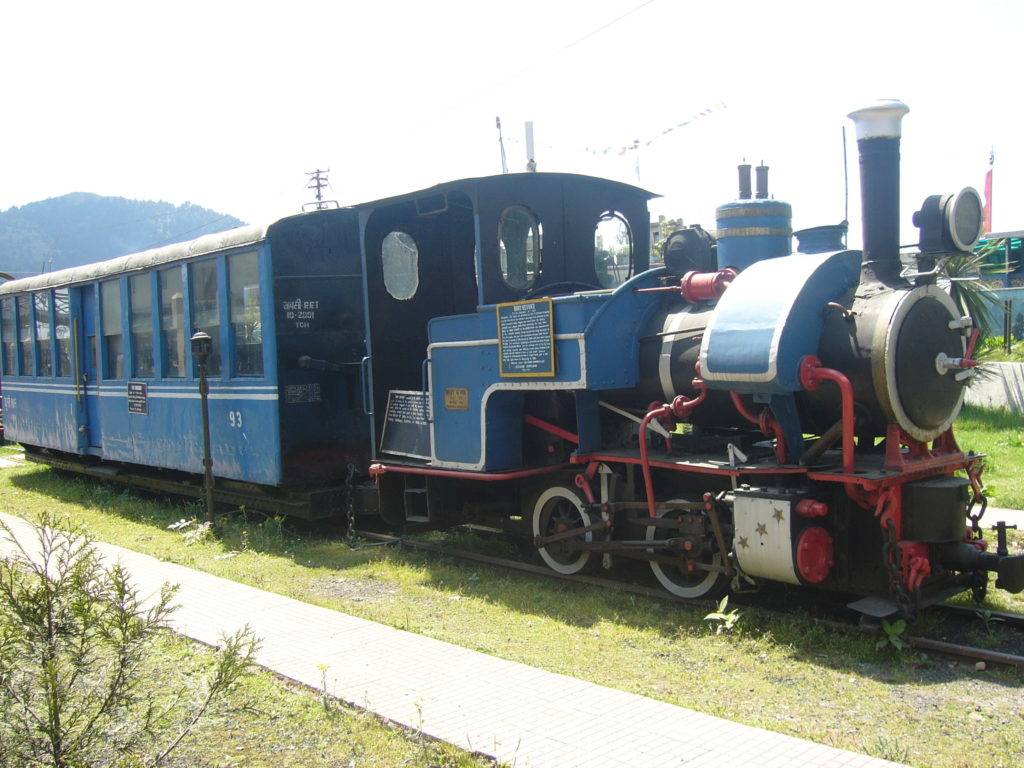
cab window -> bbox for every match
[594,211,633,289]
[498,206,541,290]
[382,231,419,301]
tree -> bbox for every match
[0,512,258,768]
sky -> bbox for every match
[2,0,1023,250]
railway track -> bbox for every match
[354,529,1024,670]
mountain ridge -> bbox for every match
[0,193,245,279]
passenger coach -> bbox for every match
[0,211,371,517]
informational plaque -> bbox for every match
[496,298,555,378]
[127,382,148,415]
[380,390,432,459]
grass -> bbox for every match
[1,466,1023,768]
[0,441,24,457]
[126,631,490,768]
[977,336,1024,364]
[956,405,1024,510]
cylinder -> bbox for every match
[715,199,792,271]
[794,223,848,254]
[755,164,769,199]
[847,100,909,282]
[737,164,752,200]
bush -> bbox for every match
[0,512,259,767]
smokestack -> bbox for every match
[847,99,910,281]
[755,163,769,199]
[737,163,752,199]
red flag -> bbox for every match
[983,149,993,234]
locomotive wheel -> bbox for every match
[645,504,729,600]
[532,486,594,575]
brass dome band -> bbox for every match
[715,204,792,220]
[715,226,793,238]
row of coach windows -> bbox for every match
[0,251,262,379]
[0,290,71,377]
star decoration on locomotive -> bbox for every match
[755,523,768,537]
[772,507,785,523]
[737,536,749,549]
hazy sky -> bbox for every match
[2,0,1022,249]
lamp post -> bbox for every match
[191,331,214,523]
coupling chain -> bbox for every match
[882,517,916,620]
[344,463,358,549]
[967,467,988,537]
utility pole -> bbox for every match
[306,169,330,210]
[496,117,508,174]
[525,121,537,172]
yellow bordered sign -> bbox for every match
[496,297,556,378]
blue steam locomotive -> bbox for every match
[1,100,1020,616]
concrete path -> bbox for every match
[986,506,1024,530]
[0,511,902,768]
[0,451,24,469]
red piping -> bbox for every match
[638,379,708,518]
[524,414,579,445]
[798,356,855,475]
[729,392,787,463]
[639,403,674,518]
[369,462,569,482]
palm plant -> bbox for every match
[938,250,1003,340]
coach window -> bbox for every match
[16,295,32,375]
[54,288,71,376]
[229,251,263,376]
[594,211,633,289]
[101,280,124,379]
[159,267,185,378]
[382,231,419,301]
[190,259,221,375]
[129,273,154,377]
[499,206,541,291]
[34,292,52,376]
[1,298,14,375]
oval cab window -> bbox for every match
[498,206,541,290]
[382,231,419,300]
[594,211,633,289]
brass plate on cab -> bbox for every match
[444,387,469,411]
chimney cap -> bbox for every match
[847,100,910,141]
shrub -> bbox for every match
[0,512,258,767]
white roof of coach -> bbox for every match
[0,223,269,296]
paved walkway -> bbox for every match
[986,506,1024,530]
[0,451,24,469]
[0,512,899,768]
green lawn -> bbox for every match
[0,441,23,457]
[1,464,1022,768]
[956,405,1024,510]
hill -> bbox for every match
[0,193,245,278]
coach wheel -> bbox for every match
[645,505,729,600]
[532,485,594,575]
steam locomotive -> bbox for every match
[1,99,1020,618]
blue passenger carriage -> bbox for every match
[0,210,371,518]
